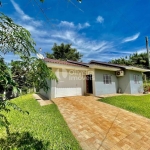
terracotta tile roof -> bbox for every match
[44,58,89,67]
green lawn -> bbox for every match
[0,94,82,150]
[99,94,150,118]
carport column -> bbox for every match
[51,80,56,99]
[51,68,56,99]
[92,69,96,96]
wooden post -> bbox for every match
[146,36,150,68]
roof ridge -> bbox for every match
[67,60,89,67]
[44,58,89,67]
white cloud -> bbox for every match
[10,0,42,27]
[59,21,75,28]
[51,30,112,54]
[96,16,104,23]
[59,21,90,30]
[122,32,140,43]
[8,0,134,63]
[19,24,48,37]
[78,22,90,29]
[10,0,31,20]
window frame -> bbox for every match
[103,74,112,84]
[133,75,139,84]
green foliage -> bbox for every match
[0,56,18,99]
[10,57,57,93]
[0,94,82,150]
[45,43,83,61]
[0,13,36,56]
[143,82,150,93]
[0,13,57,134]
[110,52,150,81]
[0,132,48,150]
[99,94,150,118]
[0,100,29,134]
[28,57,57,91]
[110,52,148,68]
[0,13,57,95]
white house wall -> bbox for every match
[39,64,145,99]
[118,70,131,94]
[94,69,118,96]
[129,71,143,94]
[118,70,143,94]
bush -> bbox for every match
[143,83,150,93]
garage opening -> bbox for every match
[55,73,83,98]
[86,75,93,94]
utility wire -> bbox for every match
[24,0,32,9]
[22,0,148,60]
[67,0,84,12]
[33,0,51,25]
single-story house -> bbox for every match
[40,58,150,99]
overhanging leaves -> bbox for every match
[0,13,36,57]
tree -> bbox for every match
[0,13,57,92]
[45,43,83,61]
[110,52,148,68]
[110,52,150,81]
[0,13,57,134]
[0,57,17,99]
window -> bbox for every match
[134,75,139,84]
[103,74,112,84]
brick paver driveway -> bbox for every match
[53,96,150,150]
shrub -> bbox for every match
[143,83,150,93]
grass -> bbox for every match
[99,94,150,119]
[0,94,82,150]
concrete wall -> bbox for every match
[39,68,143,98]
[118,70,131,94]
[118,70,143,94]
[129,71,143,94]
[39,79,51,99]
[94,69,118,96]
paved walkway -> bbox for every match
[53,96,150,150]
[33,94,53,106]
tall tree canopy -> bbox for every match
[45,43,83,61]
[0,13,57,133]
[0,13,57,94]
[110,52,148,69]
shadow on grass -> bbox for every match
[0,132,49,150]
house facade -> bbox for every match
[40,58,149,99]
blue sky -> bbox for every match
[1,0,150,62]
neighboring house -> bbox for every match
[40,58,150,99]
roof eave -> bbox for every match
[89,64,120,71]
[125,67,150,72]
[46,62,89,70]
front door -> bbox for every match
[86,75,93,93]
